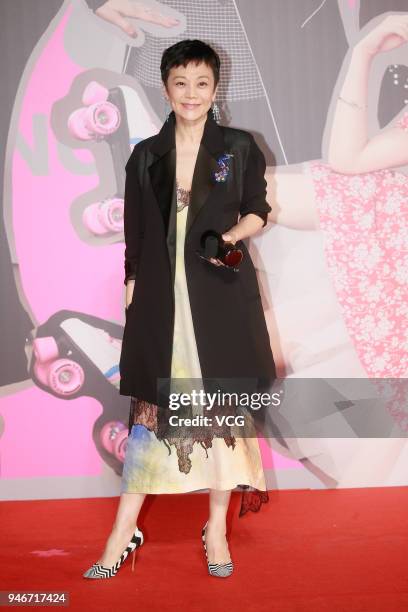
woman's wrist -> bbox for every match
[337,45,372,111]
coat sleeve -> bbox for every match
[123,155,144,286]
[239,135,272,228]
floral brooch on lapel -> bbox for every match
[213,153,234,183]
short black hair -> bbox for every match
[160,39,220,88]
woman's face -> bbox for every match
[164,61,217,123]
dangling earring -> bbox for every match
[164,98,171,122]
[211,101,221,124]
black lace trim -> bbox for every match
[128,396,236,474]
[128,396,268,518]
[238,486,269,517]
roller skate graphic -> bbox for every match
[65,77,159,236]
[25,310,128,475]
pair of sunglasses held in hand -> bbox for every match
[195,230,243,272]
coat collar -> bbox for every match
[149,110,226,159]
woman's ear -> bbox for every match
[161,84,169,101]
[212,84,218,103]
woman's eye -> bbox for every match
[174,81,208,87]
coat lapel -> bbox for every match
[186,143,218,238]
[148,111,226,280]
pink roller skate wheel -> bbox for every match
[100,198,124,233]
[83,198,124,235]
[68,101,120,141]
[89,101,120,135]
[68,107,93,141]
[100,421,127,454]
[82,80,109,106]
[47,358,85,396]
[33,336,59,363]
[82,203,108,235]
[113,429,128,462]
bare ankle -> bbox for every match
[207,520,226,534]
[112,521,137,535]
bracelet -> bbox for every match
[338,95,367,111]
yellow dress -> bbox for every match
[121,186,267,496]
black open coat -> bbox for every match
[119,111,276,406]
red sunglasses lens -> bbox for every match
[224,249,243,267]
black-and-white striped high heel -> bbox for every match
[82,526,144,579]
[201,521,234,578]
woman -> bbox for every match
[266,13,408,380]
[83,39,276,580]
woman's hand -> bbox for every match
[221,231,238,245]
[356,14,408,58]
[95,0,179,38]
[125,279,135,309]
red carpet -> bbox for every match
[1,487,407,611]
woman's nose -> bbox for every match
[185,85,197,98]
